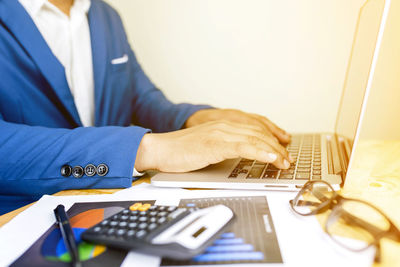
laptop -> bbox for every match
[152,0,391,191]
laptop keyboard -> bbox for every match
[228,134,322,180]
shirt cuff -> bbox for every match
[132,167,145,177]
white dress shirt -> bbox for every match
[19,0,143,177]
[19,0,95,127]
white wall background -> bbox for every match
[105,0,367,133]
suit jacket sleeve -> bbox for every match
[0,116,149,198]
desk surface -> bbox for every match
[1,140,399,267]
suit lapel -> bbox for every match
[0,0,82,127]
[88,1,107,126]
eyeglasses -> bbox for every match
[289,180,400,262]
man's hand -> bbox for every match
[135,120,293,173]
[184,109,291,144]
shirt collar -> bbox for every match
[18,0,46,17]
[18,0,91,17]
[73,0,91,15]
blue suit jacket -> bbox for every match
[0,0,210,214]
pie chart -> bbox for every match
[41,207,123,262]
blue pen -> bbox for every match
[54,205,82,267]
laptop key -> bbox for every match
[280,169,294,175]
[297,167,310,172]
[279,174,294,179]
[266,164,279,171]
[263,170,279,178]
[247,166,264,178]
[296,172,310,180]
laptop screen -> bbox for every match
[334,0,386,144]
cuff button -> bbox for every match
[97,164,109,176]
[72,166,84,178]
[85,164,97,177]
[60,165,72,177]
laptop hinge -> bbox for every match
[326,135,346,180]
[336,135,351,174]
[325,135,335,174]
[333,134,352,185]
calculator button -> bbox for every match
[148,206,157,211]
[157,211,167,217]
[157,206,166,211]
[129,203,143,211]
[139,217,147,222]
[117,229,126,236]
[128,222,137,229]
[122,210,129,214]
[93,226,102,232]
[149,211,157,217]
[130,210,139,215]
[127,230,136,237]
[110,221,118,227]
[129,216,138,221]
[107,229,115,235]
[139,203,152,211]
[138,223,148,229]
[120,215,129,220]
[101,220,109,226]
[158,217,166,224]
[139,211,147,216]
[149,217,157,223]
[119,222,127,228]
[167,206,177,212]
[168,208,187,220]
[136,230,147,239]
[148,223,157,231]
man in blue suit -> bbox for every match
[0,0,292,215]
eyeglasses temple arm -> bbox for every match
[295,200,322,207]
[340,210,391,239]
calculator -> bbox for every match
[81,202,235,259]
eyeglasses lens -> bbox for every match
[326,200,390,250]
[293,181,335,215]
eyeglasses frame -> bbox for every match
[289,180,400,262]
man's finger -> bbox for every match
[213,121,292,162]
[219,133,291,169]
[255,115,291,143]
